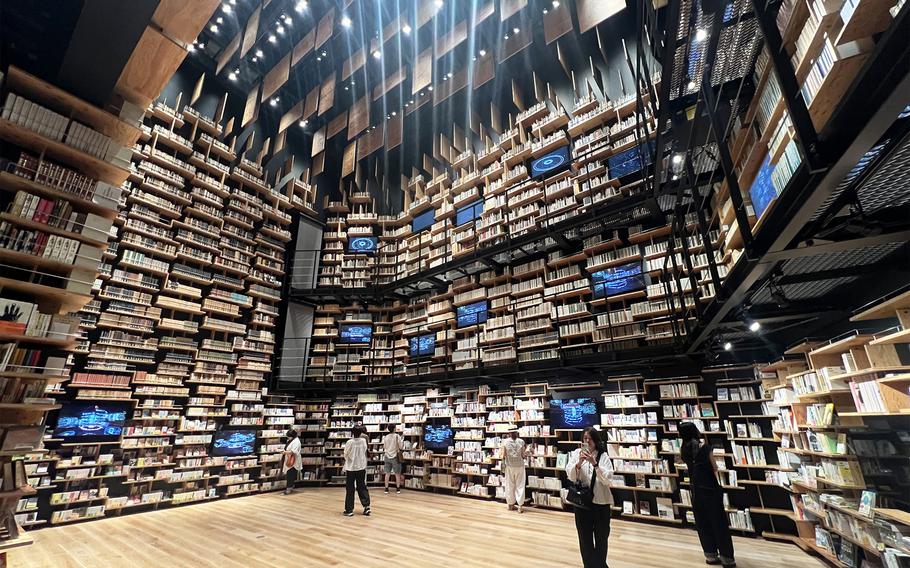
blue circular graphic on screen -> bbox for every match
[532,151,567,175]
[350,237,376,252]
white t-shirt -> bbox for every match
[502,438,526,469]
[343,437,368,472]
[565,448,614,505]
[282,437,302,473]
[382,432,402,460]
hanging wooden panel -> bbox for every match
[261,53,290,103]
[372,66,408,101]
[347,94,370,140]
[312,125,326,157]
[240,4,261,57]
[303,85,320,118]
[577,0,624,34]
[292,29,316,66]
[436,20,467,58]
[327,111,348,139]
[386,113,402,150]
[278,100,303,132]
[314,7,335,49]
[544,1,573,44]
[500,0,527,21]
[317,72,336,116]
[412,46,433,95]
[241,82,260,127]
[342,48,367,81]
[341,142,357,177]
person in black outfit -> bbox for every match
[679,421,736,567]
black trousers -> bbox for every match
[692,488,735,560]
[344,469,370,513]
[573,503,611,568]
[285,468,299,488]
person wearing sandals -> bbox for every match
[343,424,371,517]
[679,421,736,567]
[282,428,302,495]
[501,425,531,512]
[565,426,614,568]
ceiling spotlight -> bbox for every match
[543,8,548,13]
[210,24,219,33]
[344,86,349,90]
[553,0,560,6]
[229,0,235,4]
[447,72,453,78]
[255,49,264,58]
[723,341,732,351]
[228,72,237,81]
[687,80,697,90]
[443,76,448,81]
[428,86,434,91]
[391,111,397,116]
[748,321,761,332]
[372,49,382,59]
[251,56,258,62]
[284,17,293,26]
[322,51,327,56]
[341,15,352,28]
[513,27,519,34]
[216,17,223,24]
[276,25,285,34]
[694,28,708,42]
[504,34,509,40]
[188,44,196,52]
[317,56,322,61]
[298,119,308,127]
[672,154,684,165]
[435,0,443,7]
[402,23,412,35]
[197,42,204,50]
[295,1,308,13]
[222,4,232,13]
[270,99,278,107]
[268,34,277,43]
[479,49,487,57]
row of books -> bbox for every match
[0,221,82,264]
[9,191,109,240]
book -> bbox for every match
[858,490,876,517]
[622,501,634,515]
[656,497,674,519]
[639,500,651,516]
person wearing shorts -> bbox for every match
[382,423,403,494]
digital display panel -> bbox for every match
[338,323,373,344]
[411,209,435,233]
[455,199,484,227]
[212,429,256,456]
[53,402,131,442]
[348,236,378,254]
[549,397,600,429]
[530,146,571,179]
[409,334,436,357]
[456,300,488,328]
[591,262,646,298]
[607,141,655,179]
[424,423,454,451]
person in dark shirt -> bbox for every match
[679,421,736,567]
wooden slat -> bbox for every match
[348,94,370,140]
[327,111,348,139]
[152,0,220,44]
[413,46,433,95]
[577,0,624,34]
[303,85,320,119]
[544,1,574,44]
[240,4,261,58]
[261,53,290,103]
[341,142,357,177]
[292,30,316,66]
[115,28,188,108]
[315,7,335,49]
[317,72,336,116]
[241,83,259,127]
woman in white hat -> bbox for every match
[501,425,532,512]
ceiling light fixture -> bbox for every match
[672,154,684,165]
[428,86,434,91]
[197,42,204,49]
[210,24,219,33]
[749,321,761,332]
[435,0,443,7]
[268,34,277,43]
[553,0,560,6]
[543,9,548,13]
[372,49,382,59]
[687,80,697,90]
[216,17,223,24]
[295,1,307,12]
[479,49,486,57]
[723,341,732,351]
[401,23,412,35]
[251,56,258,62]
[391,111,397,116]
[513,27,519,34]
[447,72,453,78]
[255,49,264,58]
[694,28,708,42]
[504,34,509,40]
[188,44,196,52]
[341,15,352,28]
[276,25,285,35]
[299,119,308,127]
[228,72,237,81]
[222,4,232,13]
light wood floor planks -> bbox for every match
[10,488,825,568]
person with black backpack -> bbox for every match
[565,426,614,568]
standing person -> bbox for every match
[382,423,404,494]
[501,425,531,512]
[565,426,614,568]
[679,421,736,567]
[282,428,301,495]
[343,424,371,517]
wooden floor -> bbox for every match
[11,488,825,568]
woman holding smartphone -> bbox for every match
[565,426,614,568]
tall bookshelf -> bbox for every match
[762,289,910,567]
[325,395,359,485]
[400,392,428,490]
[0,65,137,550]
[293,398,330,484]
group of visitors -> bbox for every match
[280,420,735,568]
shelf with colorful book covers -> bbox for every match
[603,375,679,524]
[293,399,330,484]
[765,304,910,567]
[359,393,403,486]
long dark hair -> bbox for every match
[582,426,605,455]
[352,425,366,439]
[678,421,703,464]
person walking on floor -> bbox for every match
[282,428,302,495]
[502,425,532,512]
[565,426,614,568]
[679,421,736,567]
[343,424,371,516]
[382,423,404,494]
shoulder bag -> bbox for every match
[564,451,599,509]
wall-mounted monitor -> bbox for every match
[348,236,378,254]
[52,402,131,443]
[549,397,600,430]
[409,334,436,357]
[411,209,435,233]
[455,199,484,227]
[749,155,777,220]
[607,141,655,179]
[456,300,488,328]
[591,261,646,298]
[530,146,571,179]
[424,422,454,451]
[212,429,257,457]
[338,323,373,344]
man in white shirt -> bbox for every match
[382,423,404,494]
[343,425,371,516]
[501,425,532,513]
